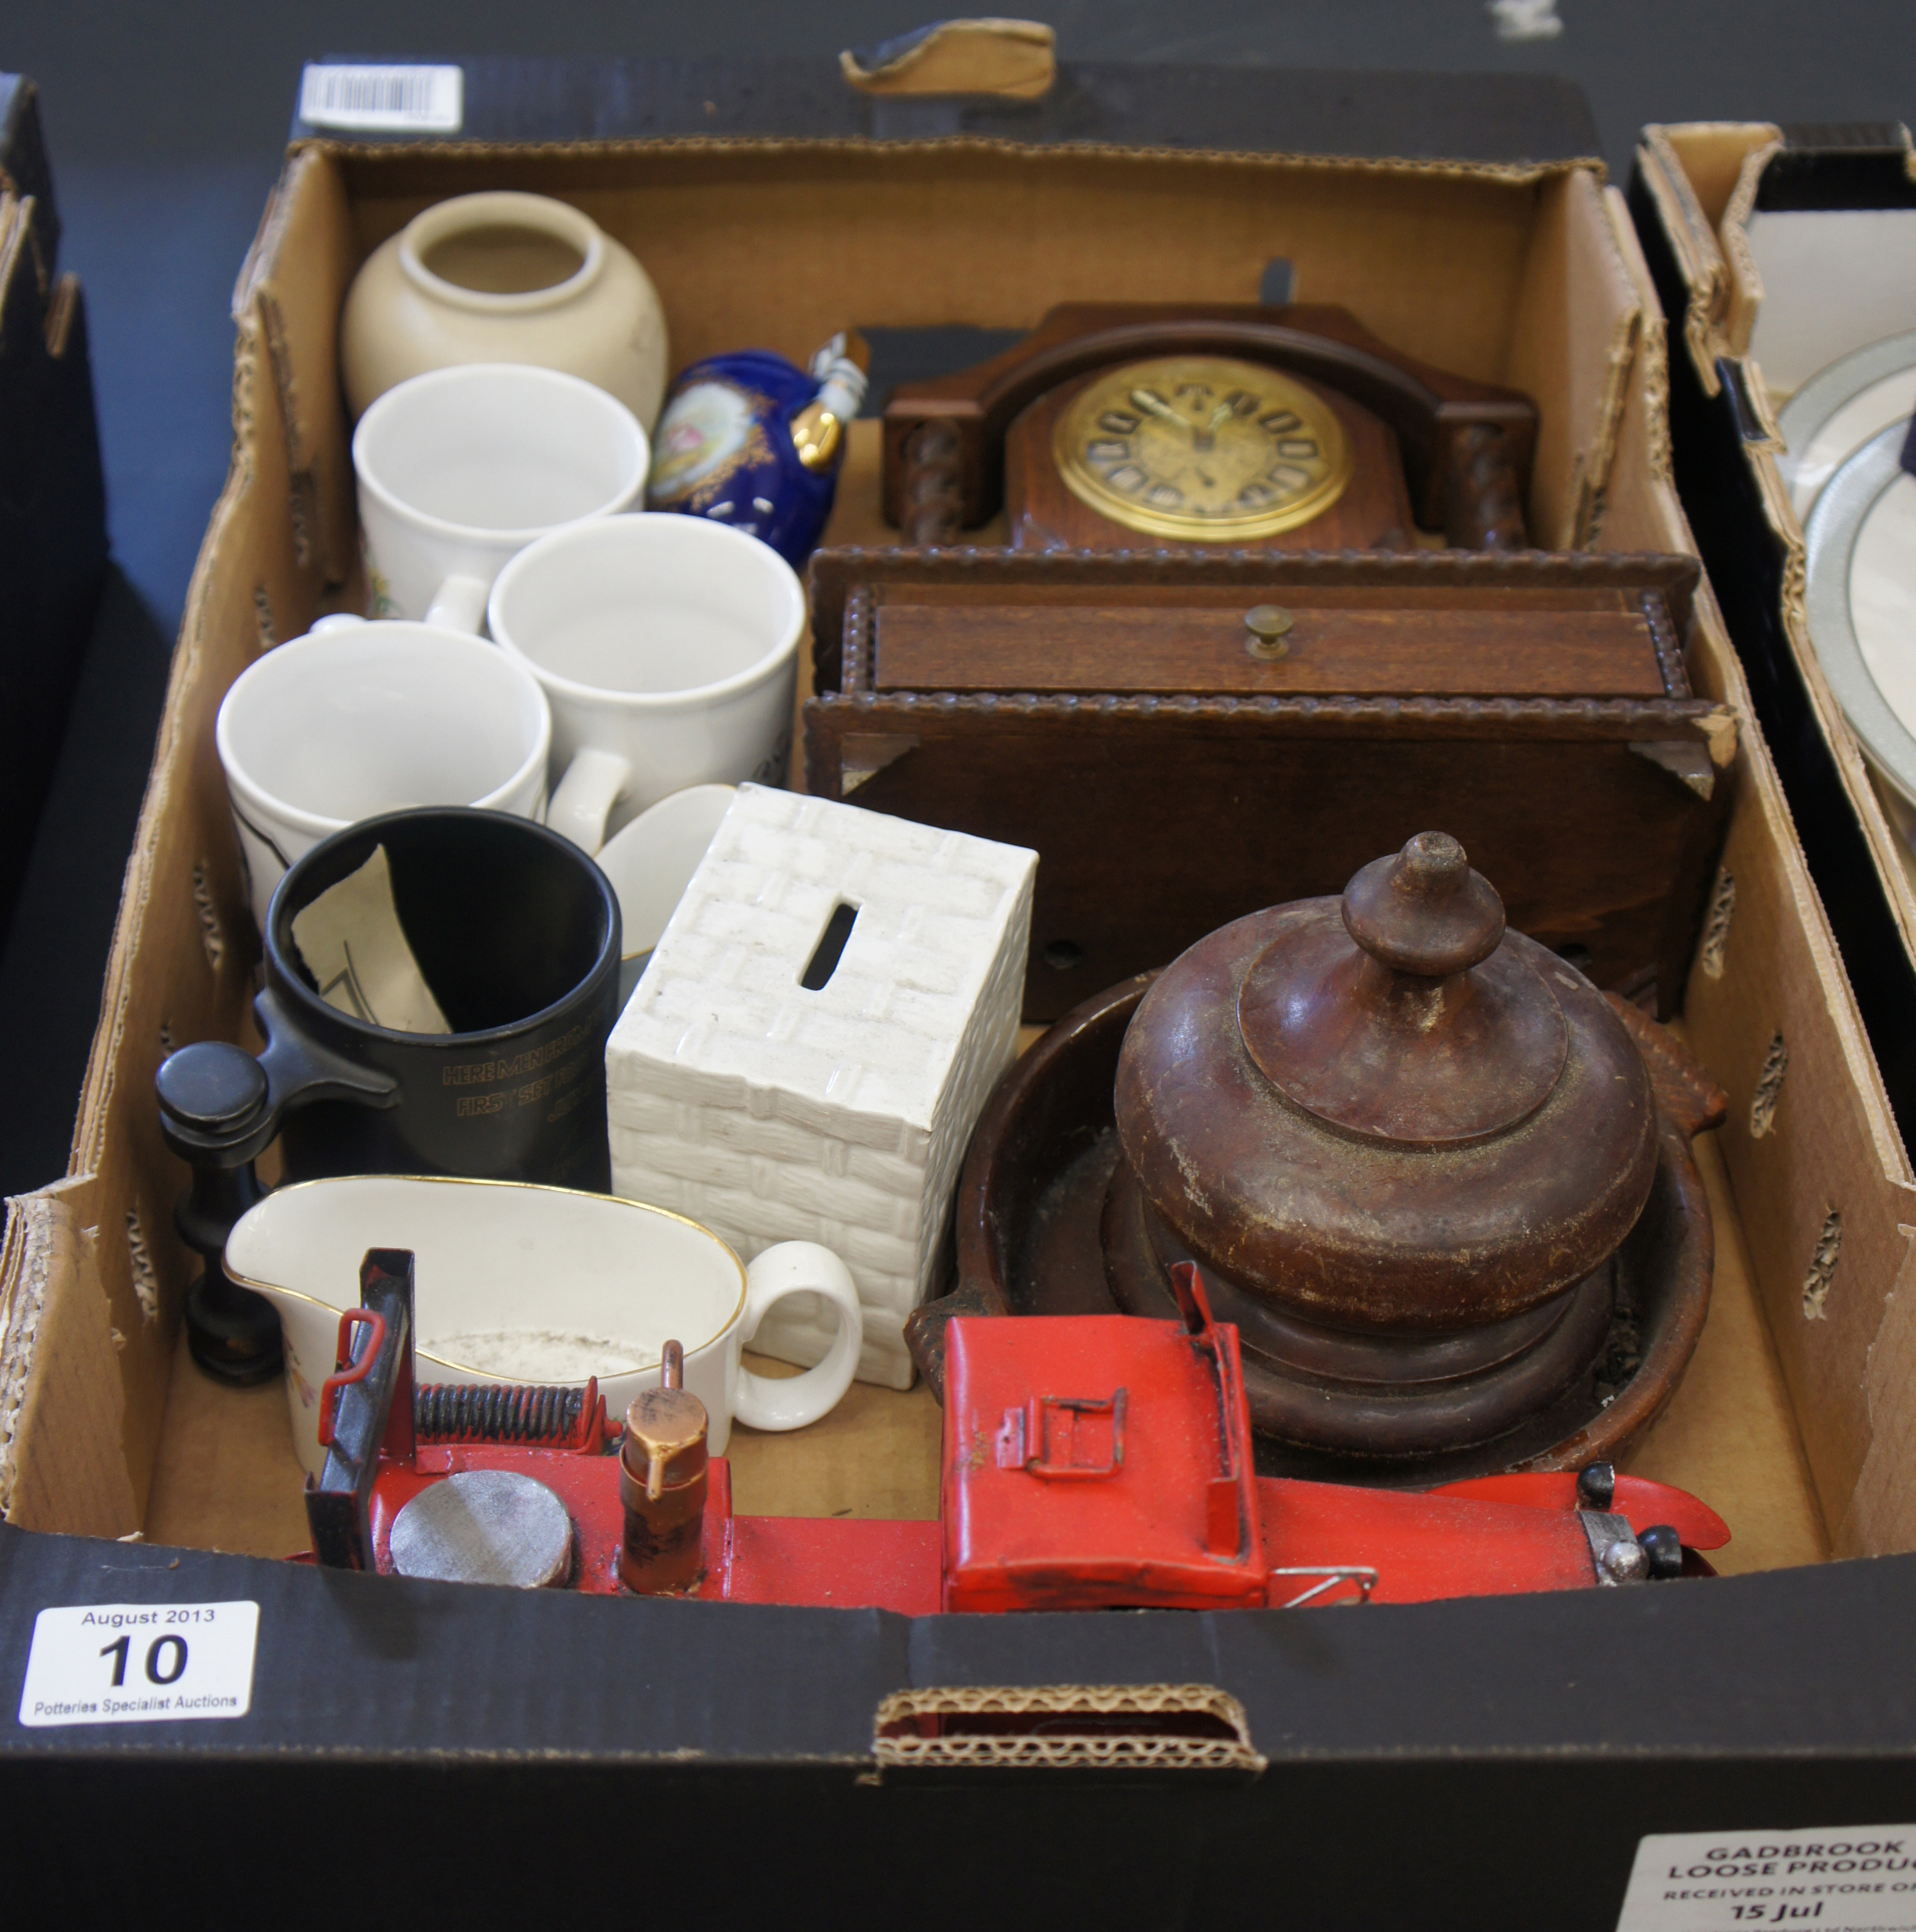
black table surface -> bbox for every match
[2,0,1912,1200]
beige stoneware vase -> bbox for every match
[340,190,669,424]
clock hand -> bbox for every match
[1128,389,1192,435]
[1190,399,1236,454]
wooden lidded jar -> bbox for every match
[1104,831,1660,1458]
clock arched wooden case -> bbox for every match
[882,303,1538,552]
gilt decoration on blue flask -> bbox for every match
[645,330,871,567]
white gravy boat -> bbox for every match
[223,1175,863,1478]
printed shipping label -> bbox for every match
[298,65,463,133]
[17,1602,259,1728]
[1618,1825,1916,1929]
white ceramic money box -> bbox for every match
[606,785,1036,1388]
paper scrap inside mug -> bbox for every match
[290,844,452,1034]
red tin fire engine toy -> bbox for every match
[300,1250,1727,1608]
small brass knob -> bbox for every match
[1243,605,1293,660]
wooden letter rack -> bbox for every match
[803,547,1735,1023]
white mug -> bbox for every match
[354,362,649,627]
[592,783,737,1005]
[221,1175,864,1479]
[215,620,552,932]
[488,514,804,851]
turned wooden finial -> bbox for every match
[1339,831,1504,979]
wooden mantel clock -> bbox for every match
[882,303,1539,552]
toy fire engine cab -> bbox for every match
[301,1250,1728,1608]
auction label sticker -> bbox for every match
[17,1602,258,1728]
[1618,1826,1916,1929]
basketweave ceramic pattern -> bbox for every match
[606,784,1036,1388]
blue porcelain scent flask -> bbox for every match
[645,330,871,566]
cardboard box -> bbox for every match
[4,56,1915,1918]
[1628,129,1916,1561]
[1629,124,1916,1133]
[0,75,108,953]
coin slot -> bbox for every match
[800,901,860,991]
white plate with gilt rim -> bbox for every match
[1803,421,1916,813]
[1777,329,1916,522]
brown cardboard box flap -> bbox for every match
[1638,123,1780,393]
[1719,135,1784,360]
[840,19,1057,100]
[1503,171,1644,548]
[236,147,359,592]
[0,1180,138,1538]
[47,270,317,1520]
[1594,217,1916,1554]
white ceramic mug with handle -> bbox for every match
[353,362,650,627]
[592,782,737,1005]
[488,514,804,852]
[215,620,553,932]
[222,1175,863,1479]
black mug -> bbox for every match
[157,807,621,1382]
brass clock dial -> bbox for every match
[1052,355,1354,541]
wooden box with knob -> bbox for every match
[803,546,1737,1023]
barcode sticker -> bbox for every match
[298,65,463,134]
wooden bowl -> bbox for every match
[908,977,1722,1486]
